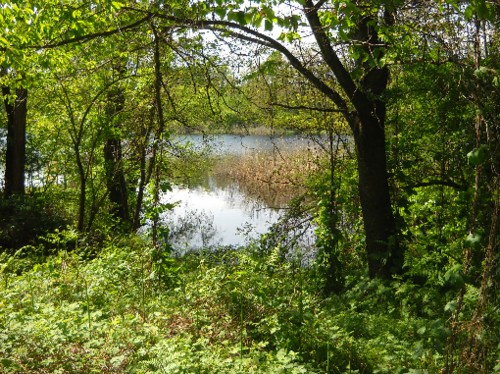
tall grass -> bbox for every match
[213,148,319,207]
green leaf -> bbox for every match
[262,6,275,20]
[0,36,9,47]
[228,11,247,26]
[0,358,22,370]
[464,5,474,20]
[444,265,464,289]
[111,2,124,10]
[467,144,488,166]
[444,300,457,313]
[244,12,253,25]
[465,233,482,250]
[214,7,226,19]
[265,19,273,31]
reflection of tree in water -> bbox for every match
[160,144,321,252]
[207,180,271,219]
[165,209,220,253]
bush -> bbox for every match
[0,193,70,253]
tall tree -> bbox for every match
[122,0,402,278]
[1,82,27,197]
[104,61,130,227]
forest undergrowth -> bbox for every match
[0,228,483,373]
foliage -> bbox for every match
[2,236,482,373]
[0,193,70,253]
[0,0,498,371]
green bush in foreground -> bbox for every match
[0,235,482,373]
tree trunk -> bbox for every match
[75,150,86,232]
[352,114,402,278]
[104,137,129,224]
[350,15,404,278]
[2,86,27,197]
[132,111,154,231]
[104,68,130,227]
[302,3,404,279]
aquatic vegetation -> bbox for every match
[213,148,320,208]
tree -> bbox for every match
[1,82,27,197]
[120,0,402,279]
[103,61,131,227]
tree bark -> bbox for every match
[2,86,27,197]
[352,114,402,278]
[302,2,403,278]
[104,68,130,227]
[104,137,129,224]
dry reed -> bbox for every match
[212,148,320,207]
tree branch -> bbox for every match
[27,14,152,50]
[302,0,360,103]
[122,6,351,115]
[270,102,346,113]
[313,0,329,10]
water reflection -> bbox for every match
[162,181,280,252]
[173,134,320,156]
[162,134,329,251]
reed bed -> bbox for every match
[213,148,320,207]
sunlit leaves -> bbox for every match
[227,10,248,26]
[111,1,124,10]
[214,6,226,19]
[467,144,488,166]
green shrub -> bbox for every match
[0,193,70,253]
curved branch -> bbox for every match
[123,6,350,115]
[302,0,366,112]
[27,14,153,50]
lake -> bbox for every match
[0,133,323,251]
[163,134,323,251]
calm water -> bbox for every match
[162,181,281,251]
[164,134,322,251]
[172,134,320,156]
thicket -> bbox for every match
[1,63,498,372]
[2,230,488,373]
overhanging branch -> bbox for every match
[27,14,153,50]
[122,6,351,115]
[271,102,346,113]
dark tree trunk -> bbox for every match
[2,86,27,197]
[352,114,402,278]
[132,111,154,231]
[104,137,129,224]
[132,133,148,231]
[301,2,404,279]
[104,70,130,227]
[351,15,404,278]
[76,151,86,232]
